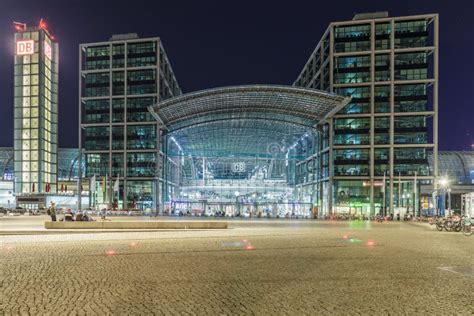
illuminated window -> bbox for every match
[23,98,30,107]
[31,64,38,74]
[22,119,30,128]
[23,76,31,85]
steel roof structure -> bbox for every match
[0,148,83,181]
[428,151,474,184]
[150,85,350,157]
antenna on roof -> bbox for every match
[13,21,26,31]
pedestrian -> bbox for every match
[48,202,57,222]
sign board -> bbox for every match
[362,181,384,187]
[232,162,246,173]
[16,40,35,56]
[44,41,52,60]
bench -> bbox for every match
[45,221,227,229]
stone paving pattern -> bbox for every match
[0,219,473,315]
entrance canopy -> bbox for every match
[149,85,350,158]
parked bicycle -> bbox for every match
[434,216,446,231]
[443,215,462,232]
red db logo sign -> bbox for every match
[16,40,35,56]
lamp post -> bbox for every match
[439,177,449,217]
[447,188,452,216]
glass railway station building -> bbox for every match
[10,13,472,216]
[76,12,446,217]
[0,148,471,216]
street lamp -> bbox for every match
[439,177,448,188]
[438,177,450,217]
[447,188,452,216]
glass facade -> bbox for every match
[76,15,437,215]
[14,27,58,194]
[294,13,437,216]
[80,36,181,210]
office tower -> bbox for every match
[294,12,438,215]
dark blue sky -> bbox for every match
[0,0,472,150]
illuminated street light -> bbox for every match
[439,177,448,187]
[438,177,450,216]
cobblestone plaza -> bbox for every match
[1,218,472,314]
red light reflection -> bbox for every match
[105,249,116,256]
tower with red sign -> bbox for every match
[13,20,58,204]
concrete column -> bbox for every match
[328,119,334,214]
[78,46,83,210]
[328,26,334,214]
[433,15,439,187]
[154,128,161,214]
[108,43,113,209]
[389,19,395,215]
[369,21,375,216]
[123,41,129,210]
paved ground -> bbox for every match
[0,217,473,315]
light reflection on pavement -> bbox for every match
[1,217,473,314]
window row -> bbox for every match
[83,125,157,150]
[85,153,157,177]
[82,97,156,123]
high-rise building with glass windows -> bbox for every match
[13,22,59,199]
[293,12,438,215]
[79,34,181,210]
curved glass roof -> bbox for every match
[0,147,14,181]
[150,85,350,157]
[150,85,350,132]
[429,151,474,184]
[0,148,83,181]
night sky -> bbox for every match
[0,0,472,150]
